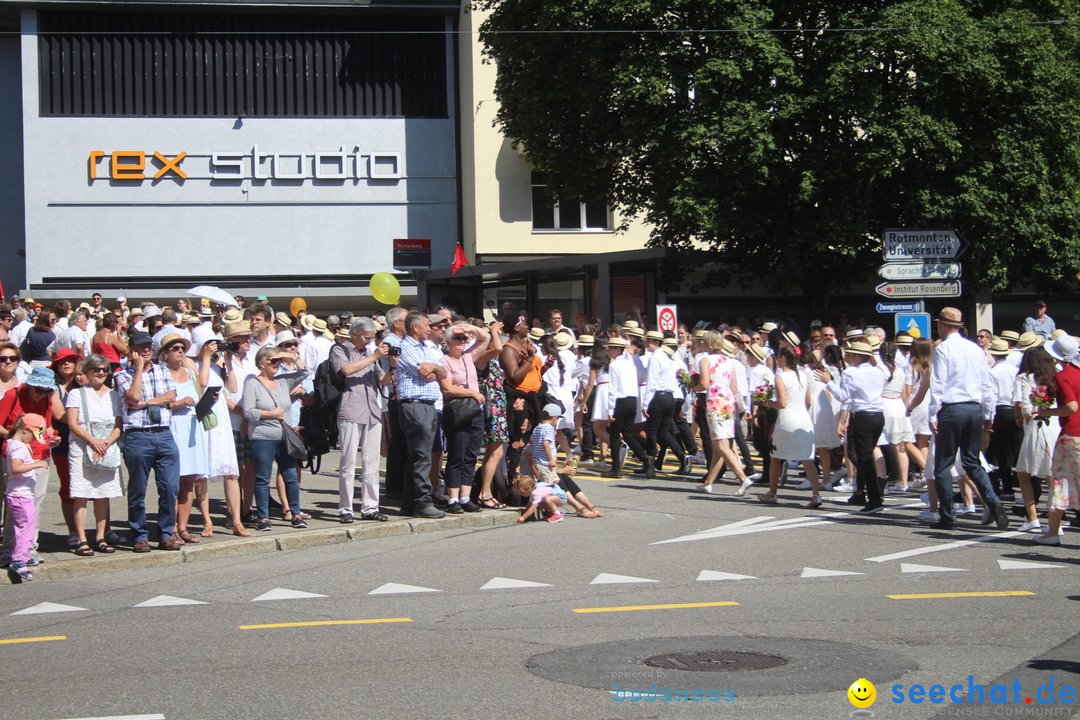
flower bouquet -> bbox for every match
[1030,385,1053,409]
[677,369,697,391]
[752,383,773,406]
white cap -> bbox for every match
[116,295,126,303]
[274,330,297,345]
[142,304,162,320]
[542,403,563,418]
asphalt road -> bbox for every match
[2,468,1077,720]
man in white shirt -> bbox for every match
[151,307,183,355]
[986,339,1020,502]
[56,310,91,356]
[546,309,575,340]
[247,304,275,350]
[9,308,31,348]
[642,331,689,475]
[928,307,1008,530]
[602,337,651,479]
[302,318,333,371]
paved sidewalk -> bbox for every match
[5,449,518,583]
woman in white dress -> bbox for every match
[583,344,611,464]
[806,348,841,491]
[760,346,820,507]
[160,333,209,545]
[879,342,916,492]
[189,325,248,537]
[1013,347,1060,533]
[697,333,753,495]
[65,354,123,555]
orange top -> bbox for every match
[506,342,543,393]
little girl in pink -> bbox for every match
[5,414,50,582]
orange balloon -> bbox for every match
[289,297,307,317]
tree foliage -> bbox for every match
[478,0,1080,308]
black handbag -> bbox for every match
[444,397,481,430]
[280,421,308,461]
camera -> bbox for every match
[388,345,400,357]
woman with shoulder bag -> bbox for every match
[64,354,123,556]
[160,333,210,545]
[242,346,310,531]
[439,323,493,513]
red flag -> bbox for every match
[451,243,468,275]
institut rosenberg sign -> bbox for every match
[87,145,403,183]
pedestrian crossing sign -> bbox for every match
[895,312,931,340]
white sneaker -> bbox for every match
[746,471,763,482]
[1018,519,1042,533]
[919,492,930,506]
[833,481,855,494]
[735,478,754,497]
[910,475,928,489]
[1034,533,1060,546]
[695,484,714,494]
[956,504,977,515]
[795,479,812,490]
[690,452,707,465]
[917,509,940,523]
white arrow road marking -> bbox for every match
[480,577,552,590]
[697,570,757,581]
[134,595,207,608]
[801,567,864,578]
[368,583,441,595]
[901,563,967,573]
[865,530,1027,562]
[590,573,658,585]
[55,715,165,720]
[652,513,844,544]
[11,602,88,616]
[998,559,1067,571]
[251,588,327,602]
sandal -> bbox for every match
[200,521,214,538]
[360,511,390,522]
[176,530,200,544]
[805,496,823,510]
[95,539,116,554]
[478,497,507,510]
[74,541,94,557]
[232,524,251,537]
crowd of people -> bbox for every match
[0,294,1076,581]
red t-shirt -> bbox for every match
[0,385,54,460]
[1055,364,1080,437]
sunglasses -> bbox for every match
[267,358,284,366]
[167,345,186,352]
[0,355,17,363]
[279,342,298,349]
[451,335,467,341]
[89,367,109,374]
[29,386,53,394]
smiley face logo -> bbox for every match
[848,678,876,708]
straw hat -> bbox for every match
[312,318,333,340]
[937,307,963,326]
[608,337,628,348]
[180,313,200,325]
[625,326,644,338]
[555,332,574,350]
[747,344,767,363]
[224,319,252,339]
[662,337,679,348]
[691,329,706,340]
[1017,332,1043,351]
[274,330,298,345]
[222,308,243,323]
[999,329,1020,343]
[645,330,664,342]
[987,338,1011,356]
[782,330,799,347]
[1049,329,1067,340]
[527,327,545,341]
[300,314,317,331]
[844,328,866,341]
[866,335,882,350]
[157,332,191,358]
[661,345,676,358]
[335,328,350,339]
[760,322,778,333]
[274,311,293,327]
[719,338,738,358]
[895,333,913,347]
[845,340,875,357]
[128,307,144,318]
[623,320,640,329]
[577,334,595,347]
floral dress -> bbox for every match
[705,354,737,440]
[479,359,508,445]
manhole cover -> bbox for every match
[644,651,787,672]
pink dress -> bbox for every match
[704,354,737,440]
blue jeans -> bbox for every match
[933,402,999,524]
[251,438,300,520]
[123,428,180,542]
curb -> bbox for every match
[5,511,519,584]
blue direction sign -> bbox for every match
[876,302,920,314]
[895,312,932,340]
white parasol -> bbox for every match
[186,285,239,308]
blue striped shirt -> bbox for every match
[115,361,176,428]
[394,335,443,401]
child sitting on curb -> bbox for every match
[522,403,603,519]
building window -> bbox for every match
[531,172,611,231]
[38,10,448,118]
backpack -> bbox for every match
[313,348,345,407]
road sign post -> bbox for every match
[895,312,932,340]
[881,229,968,262]
[875,281,961,299]
[877,262,961,281]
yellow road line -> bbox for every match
[0,635,66,645]
[239,617,412,630]
[887,591,1035,600]
[573,601,740,614]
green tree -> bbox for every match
[478,0,1080,312]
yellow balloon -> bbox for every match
[289,297,307,318]
[370,272,401,306]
